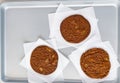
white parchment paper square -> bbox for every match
[20,38,69,83]
[69,41,120,83]
[48,3,101,49]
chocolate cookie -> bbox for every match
[60,14,91,43]
[30,45,58,75]
[80,48,111,79]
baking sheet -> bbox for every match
[0,1,120,83]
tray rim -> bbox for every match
[0,0,118,9]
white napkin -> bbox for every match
[48,3,101,49]
[20,38,69,83]
[69,41,120,83]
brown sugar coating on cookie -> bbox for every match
[60,14,91,43]
[80,48,111,79]
[30,45,58,75]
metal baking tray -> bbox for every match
[0,0,120,83]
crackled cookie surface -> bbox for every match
[60,14,91,43]
[80,48,111,79]
[30,45,58,75]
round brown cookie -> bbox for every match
[30,45,58,75]
[60,14,91,43]
[80,48,111,79]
